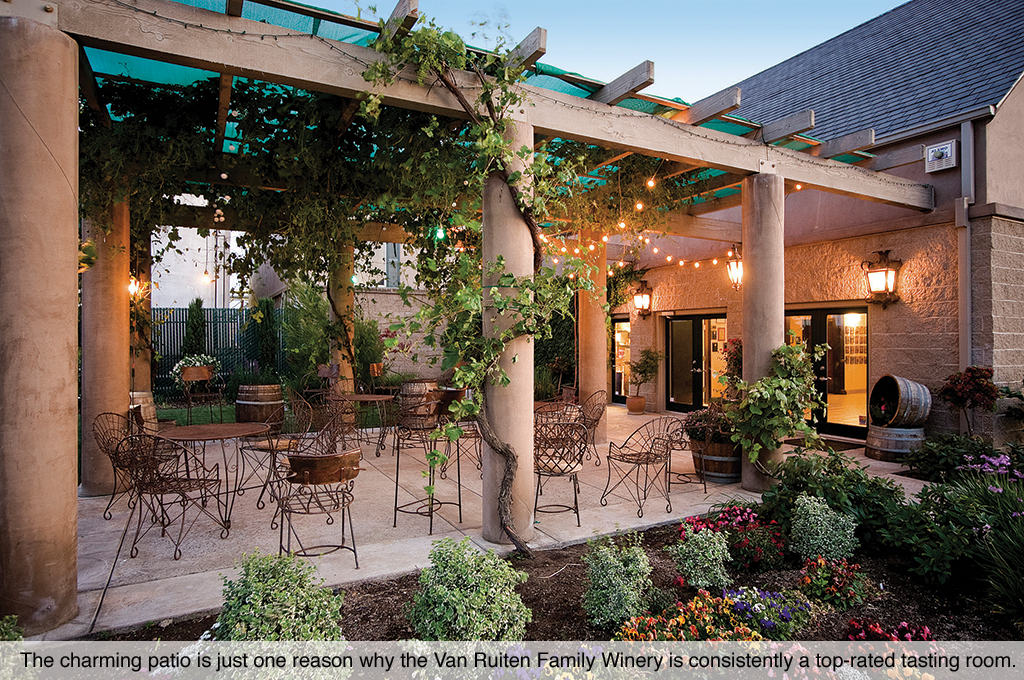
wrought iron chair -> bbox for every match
[600,416,685,518]
[181,364,223,425]
[533,421,590,527]
[579,389,608,464]
[92,411,160,520]
[392,391,461,533]
[275,409,360,565]
[116,433,225,560]
[534,401,584,425]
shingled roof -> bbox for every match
[728,0,1024,142]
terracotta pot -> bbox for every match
[625,395,646,415]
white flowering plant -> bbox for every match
[667,524,732,590]
[171,354,221,390]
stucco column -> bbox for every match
[740,170,786,491]
[578,237,608,443]
[328,244,356,387]
[0,16,80,633]
[80,205,132,497]
[481,117,535,544]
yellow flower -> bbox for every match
[923,674,935,680]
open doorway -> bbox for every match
[665,315,727,413]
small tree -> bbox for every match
[182,297,207,357]
[628,349,665,397]
[938,365,999,436]
[252,297,279,377]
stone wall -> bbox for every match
[356,288,440,380]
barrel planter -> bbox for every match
[869,375,932,427]
[865,424,925,462]
[691,440,742,484]
[399,378,438,399]
[236,384,285,433]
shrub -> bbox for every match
[938,366,999,436]
[902,434,995,483]
[789,494,859,561]
[846,619,934,641]
[582,532,653,629]
[212,551,344,640]
[666,524,732,591]
[353,313,385,387]
[409,538,530,640]
[798,557,873,609]
[683,406,734,444]
[615,590,763,641]
[0,615,22,641]
[722,587,812,640]
[182,297,207,357]
[759,448,904,550]
[981,514,1024,635]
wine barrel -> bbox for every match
[869,375,932,428]
[865,424,925,462]
[130,391,158,430]
[692,441,742,484]
[236,384,284,433]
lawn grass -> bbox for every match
[157,404,236,426]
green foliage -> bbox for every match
[581,532,653,629]
[0,614,23,641]
[606,264,646,309]
[724,339,827,463]
[666,524,732,591]
[722,338,742,381]
[534,306,576,385]
[281,280,331,387]
[981,517,1024,635]
[797,556,874,609]
[408,538,530,641]
[212,551,344,640]
[170,353,221,391]
[758,448,904,550]
[627,348,665,396]
[182,297,207,357]
[249,298,279,377]
[353,313,385,387]
[534,365,558,401]
[789,494,859,561]
[722,587,812,640]
[903,434,994,483]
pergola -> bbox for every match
[0,0,933,633]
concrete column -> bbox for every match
[328,244,356,387]
[481,117,535,544]
[578,238,608,443]
[740,171,786,491]
[80,203,132,497]
[0,16,80,633]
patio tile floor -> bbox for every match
[34,405,924,640]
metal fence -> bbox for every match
[151,307,290,398]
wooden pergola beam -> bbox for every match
[59,0,934,211]
[749,109,816,144]
[590,61,654,106]
[687,193,743,216]
[857,144,924,171]
[377,0,418,44]
[813,128,875,158]
[78,46,112,128]
[213,73,234,155]
[659,212,742,242]
[507,27,546,73]
[677,171,747,201]
[671,87,741,126]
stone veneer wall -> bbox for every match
[356,288,441,380]
[971,215,1024,446]
[620,222,964,433]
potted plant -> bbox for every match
[626,348,665,415]
[722,338,826,491]
[682,403,740,483]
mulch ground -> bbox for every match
[87,525,1019,642]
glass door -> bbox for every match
[785,308,868,436]
[611,320,631,404]
[666,316,727,412]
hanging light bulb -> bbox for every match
[618,261,625,267]
[647,178,655,188]
[644,238,650,244]
[552,257,559,264]
[635,202,644,211]
[653,247,659,254]
[573,247,580,254]
[127,277,139,296]
[678,260,685,267]
[602,235,609,242]
[712,258,718,265]
[588,244,595,251]
[694,261,700,268]
[202,268,212,284]
[666,255,673,262]
[618,221,626,229]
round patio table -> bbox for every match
[161,422,271,532]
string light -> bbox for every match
[666,255,673,262]
[618,261,625,267]
[647,178,655,188]
[712,258,718,265]
[588,244,595,251]
[602,235,608,242]
[694,261,700,268]
[678,260,685,266]
[635,202,644,211]
[652,247,659,254]
[618,221,625,229]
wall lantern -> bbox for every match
[127,277,140,296]
[726,245,743,290]
[633,280,652,317]
[861,249,902,308]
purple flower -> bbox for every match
[989,486,1004,493]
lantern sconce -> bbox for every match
[633,280,652,317]
[128,276,140,297]
[727,245,743,290]
[861,249,903,309]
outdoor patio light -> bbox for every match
[861,249,902,308]
[727,245,743,290]
[633,280,652,317]
[127,277,140,296]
